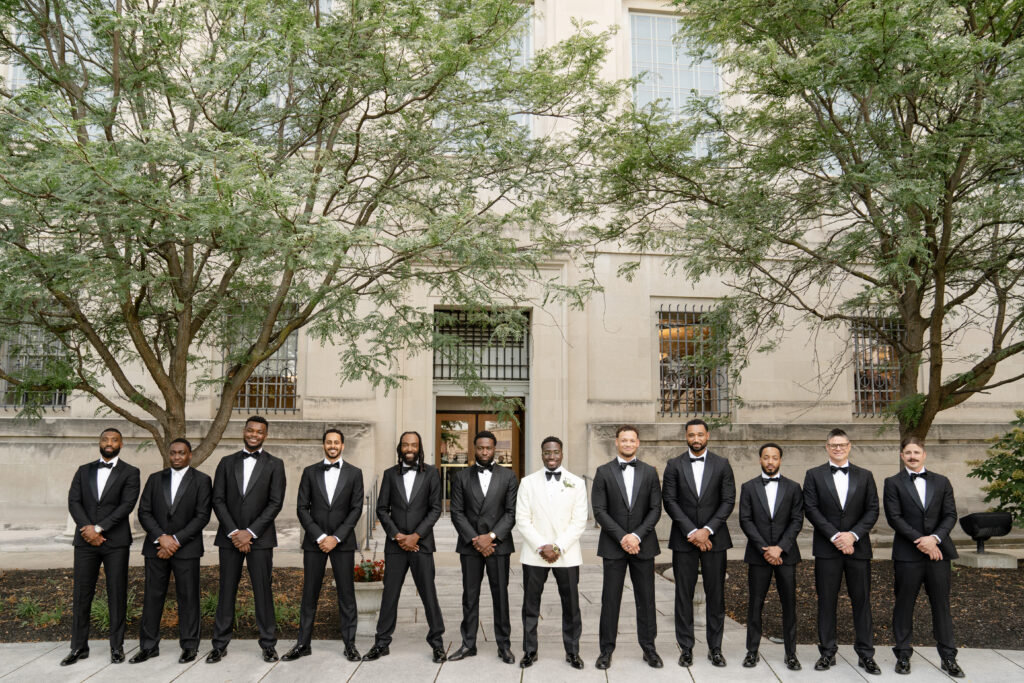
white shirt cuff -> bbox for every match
[629,532,641,544]
[316,533,327,543]
[704,525,714,535]
[247,528,257,539]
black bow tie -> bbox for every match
[910,471,927,480]
[830,465,849,475]
[619,460,637,470]
[690,456,705,463]
[323,462,340,471]
[545,470,562,481]
[401,465,417,474]
[97,461,114,469]
[476,461,494,472]
[761,477,779,486]
[245,451,260,459]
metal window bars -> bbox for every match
[657,304,729,417]
[432,309,530,381]
[1,327,69,409]
[851,316,904,417]
[225,314,299,413]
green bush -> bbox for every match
[968,410,1024,526]
[15,598,41,626]
[274,600,301,628]
[200,591,219,620]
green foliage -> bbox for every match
[968,410,1024,527]
[14,598,41,625]
[90,588,141,630]
[200,591,219,620]
[274,599,301,628]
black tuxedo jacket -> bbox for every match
[296,460,364,552]
[450,464,518,555]
[738,475,803,565]
[376,464,443,554]
[591,459,662,560]
[68,459,141,548]
[883,470,959,562]
[212,450,286,549]
[137,467,213,559]
[663,450,735,553]
[803,462,878,559]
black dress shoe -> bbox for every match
[447,645,477,661]
[678,648,693,667]
[362,644,390,661]
[129,647,159,664]
[858,656,881,675]
[206,647,227,663]
[742,650,758,668]
[346,644,362,662]
[643,651,663,668]
[110,648,125,664]
[262,647,279,662]
[60,647,89,666]
[520,651,537,668]
[595,652,612,669]
[498,647,515,664]
[708,649,727,667]
[895,657,911,674]
[281,644,311,661]
[432,646,446,663]
[179,649,198,663]
[566,653,584,669]
[814,654,835,670]
[941,658,965,678]
[785,655,801,671]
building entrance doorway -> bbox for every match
[435,411,523,505]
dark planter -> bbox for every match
[959,512,1013,553]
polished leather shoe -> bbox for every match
[643,651,663,668]
[281,644,311,661]
[346,644,362,662]
[179,649,198,663]
[206,647,227,663]
[129,647,158,664]
[814,654,835,670]
[941,658,965,678]
[110,648,125,664]
[566,653,584,669]
[895,657,911,674]
[498,647,515,664]
[60,647,89,666]
[262,647,279,663]
[678,648,693,667]
[362,644,390,661]
[431,646,446,663]
[858,656,881,675]
[708,649,727,667]
[520,651,537,668]
[447,645,476,661]
[595,652,612,669]
[742,650,758,668]
[785,655,802,670]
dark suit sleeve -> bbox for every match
[175,474,212,546]
[493,470,518,541]
[332,470,364,541]
[662,459,698,531]
[592,468,627,541]
[850,470,879,540]
[449,470,476,542]
[137,475,162,540]
[68,467,89,527]
[296,468,322,539]
[247,458,286,538]
[96,466,140,532]
[212,457,239,532]
[778,483,803,553]
[632,466,662,539]
[708,460,735,534]
[376,473,399,539]
[413,468,442,539]
[803,469,839,539]
[934,477,958,542]
[738,483,767,548]
[883,477,918,544]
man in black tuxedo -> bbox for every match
[737,442,803,671]
[591,424,663,671]
[282,428,364,663]
[131,438,212,664]
[803,428,880,674]
[207,415,286,664]
[883,437,964,678]
[662,418,735,668]
[448,430,519,664]
[62,427,141,666]
[363,431,447,663]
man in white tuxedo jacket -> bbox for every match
[515,436,589,670]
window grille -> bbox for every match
[225,315,299,413]
[657,304,729,417]
[852,317,904,417]
[1,327,69,409]
[433,309,530,381]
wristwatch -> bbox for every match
[94,525,103,533]
[488,531,497,541]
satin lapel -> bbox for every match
[612,465,630,509]
[162,469,173,512]
[846,466,860,506]
[170,468,193,516]
[772,479,788,518]
[408,468,427,504]
[696,458,714,501]
[234,454,245,497]
[331,467,349,507]
[754,478,771,517]
[88,463,100,504]
[470,467,486,506]
[99,463,123,503]
[534,474,556,521]
[245,454,268,496]
[315,467,330,505]
[822,467,842,508]
[630,464,644,509]
[900,471,925,511]
[924,473,937,511]
[680,458,699,499]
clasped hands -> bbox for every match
[156,534,181,559]
[395,532,421,552]
[472,533,496,557]
[914,535,944,561]
[761,545,783,566]
[539,544,561,563]
[832,531,857,555]
[79,525,106,547]
[619,533,641,555]
[230,528,254,554]
[687,527,713,552]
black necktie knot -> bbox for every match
[97,461,113,470]
[619,460,637,471]
[245,450,260,460]
[910,471,927,480]
[477,461,494,472]
[323,462,340,471]
[545,470,562,481]
[761,477,779,486]
[830,465,849,475]
[401,465,417,474]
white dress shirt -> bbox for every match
[688,449,707,496]
[96,456,119,498]
[763,476,780,518]
[617,458,636,506]
[543,466,565,501]
[908,467,927,507]
[832,461,850,508]
[170,466,187,504]
[403,466,417,501]
[316,458,344,544]
[242,448,260,492]
[477,465,493,496]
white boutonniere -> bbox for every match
[562,479,575,489]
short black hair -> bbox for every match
[246,415,269,428]
[323,428,345,444]
[474,430,497,446]
[685,418,709,432]
[170,437,192,451]
[100,427,123,438]
[615,424,639,438]
[826,427,849,442]
[541,436,563,449]
[759,442,783,457]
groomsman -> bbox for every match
[662,418,735,668]
[737,442,803,671]
[591,425,663,671]
[131,438,212,664]
[208,416,286,664]
[62,427,141,666]
[363,431,446,663]
[282,429,364,663]
[883,437,964,678]
[449,430,519,664]
[515,436,589,669]
[803,428,880,674]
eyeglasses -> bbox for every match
[827,442,851,450]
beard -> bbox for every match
[100,446,121,460]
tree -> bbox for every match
[968,410,1024,526]
[591,0,1024,438]
[0,0,618,463]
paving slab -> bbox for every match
[994,649,1024,669]
[172,642,278,682]
[0,640,113,682]
[261,643,362,683]
[917,646,1008,681]
[0,642,61,678]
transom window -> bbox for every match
[433,309,530,381]
[657,304,729,417]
